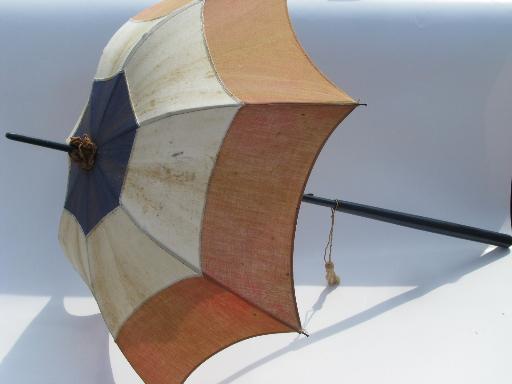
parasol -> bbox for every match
[5,0,511,383]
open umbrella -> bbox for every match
[5,0,511,383]
[11,1,357,381]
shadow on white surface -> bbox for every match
[0,297,115,384]
[212,246,509,384]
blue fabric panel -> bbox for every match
[64,72,138,235]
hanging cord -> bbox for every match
[323,200,341,286]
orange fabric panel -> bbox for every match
[202,104,356,330]
[203,0,356,104]
[116,277,292,384]
[132,0,195,22]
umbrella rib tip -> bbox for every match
[300,329,310,337]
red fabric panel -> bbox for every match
[202,0,355,104]
[202,104,356,330]
[116,277,292,384]
[132,0,194,21]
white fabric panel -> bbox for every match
[86,207,197,337]
[58,210,91,288]
[95,19,161,80]
[124,2,238,124]
[120,106,239,270]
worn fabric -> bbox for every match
[58,0,357,383]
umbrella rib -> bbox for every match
[119,204,202,274]
[65,166,83,202]
[106,101,350,149]
[134,101,357,139]
[138,104,240,127]
[121,1,201,74]
[64,169,89,232]
[203,273,304,334]
[99,123,139,148]
[99,104,239,147]
[94,163,124,204]
[88,156,203,275]
[94,74,122,139]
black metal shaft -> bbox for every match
[5,133,73,153]
[302,194,512,248]
[5,133,510,248]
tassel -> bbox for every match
[322,200,341,286]
[325,261,340,286]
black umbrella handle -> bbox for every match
[302,194,512,248]
[5,133,511,248]
[5,133,73,153]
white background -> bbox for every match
[1,0,511,383]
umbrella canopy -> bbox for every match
[58,0,357,382]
